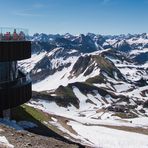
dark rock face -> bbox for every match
[72,34,97,53]
[55,37,75,49]
[115,40,132,52]
[135,78,148,87]
[107,105,126,113]
[143,43,148,48]
[31,42,56,53]
[55,85,80,108]
[33,56,51,71]
[143,100,148,108]
[101,49,131,63]
[32,85,80,109]
[133,52,148,64]
[69,82,117,99]
[70,56,91,77]
[95,35,112,49]
[31,56,52,83]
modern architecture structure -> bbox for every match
[0,28,31,117]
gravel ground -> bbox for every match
[0,124,83,148]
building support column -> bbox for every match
[3,109,11,119]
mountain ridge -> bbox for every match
[19,32,148,147]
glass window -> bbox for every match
[0,27,28,41]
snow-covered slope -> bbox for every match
[19,33,148,147]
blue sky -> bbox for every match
[0,0,148,35]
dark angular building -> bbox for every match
[0,28,31,117]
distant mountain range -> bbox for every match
[29,33,148,63]
[20,33,148,147]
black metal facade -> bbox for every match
[0,41,32,111]
[0,41,31,61]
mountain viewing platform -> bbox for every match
[0,27,31,61]
[0,27,32,117]
[0,27,28,41]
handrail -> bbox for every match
[0,27,28,41]
[0,71,31,88]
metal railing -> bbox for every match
[0,70,31,88]
[0,27,28,41]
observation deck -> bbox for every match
[0,27,32,111]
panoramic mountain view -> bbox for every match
[0,0,148,148]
